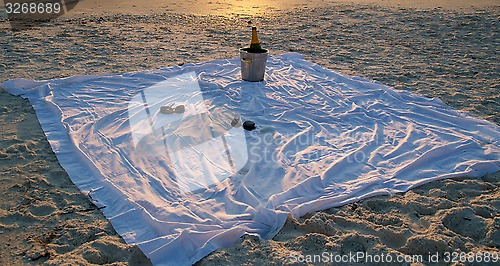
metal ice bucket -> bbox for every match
[240,48,268,82]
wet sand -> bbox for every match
[69,0,499,15]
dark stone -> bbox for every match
[243,121,256,131]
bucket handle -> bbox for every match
[241,58,253,63]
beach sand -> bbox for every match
[68,0,500,15]
[1,0,499,265]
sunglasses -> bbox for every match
[160,105,186,114]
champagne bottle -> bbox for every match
[249,26,263,53]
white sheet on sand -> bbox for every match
[3,53,499,265]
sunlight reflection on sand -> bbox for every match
[68,0,499,17]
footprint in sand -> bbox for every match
[30,204,56,217]
[441,207,487,241]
